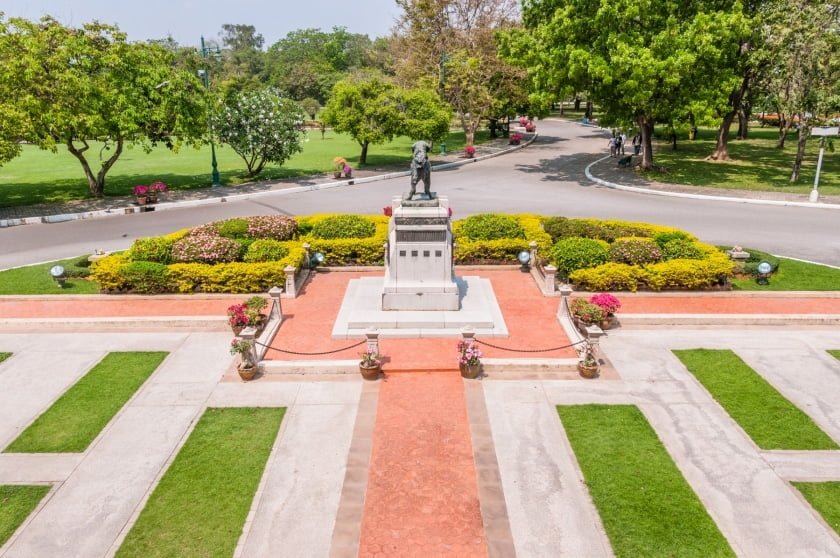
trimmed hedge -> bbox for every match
[543,217,689,243]
[310,214,376,239]
[608,237,662,265]
[452,214,552,264]
[457,214,525,241]
[300,215,388,265]
[129,237,174,264]
[244,240,291,263]
[550,237,610,276]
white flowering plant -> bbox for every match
[212,88,307,177]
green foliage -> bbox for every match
[793,482,840,537]
[653,231,691,248]
[119,262,172,294]
[217,218,249,239]
[662,239,705,260]
[116,408,284,558]
[243,240,291,262]
[246,215,297,240]
[401,87,453,143]
[0,15,207,196]
[310,214,376,239]
[171,234,243,264]
[731,256,840,291]
[129,237,174,264]
[558,405,735,557]
[5,352,168,453]
[608,237,662,265]
[569,262,649,292]
[0,353,9,363]
[570,298,605,324]
[458,214,525,241]
[542,217,684,243]
[674,350,838,450]
[550,237,609,276]
[454,238,532,264]
[213,88,307,177]
[0,255,100,294]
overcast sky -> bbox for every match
[2,0,403,47]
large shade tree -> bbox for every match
[0,16,207,197]
[504,1,748,170]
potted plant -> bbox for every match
[457,340,482,379]
[133,184,149,205]
[359,349,381,380]
[244,296,268,334]
[589,293,621,330]
[464,145,476,159]
[227,303,250,335]
[577,339,599,379]
[525,121,536,132]
[509,132,523,146]
[230,337,257,381]
[570,298,606,328]
[342,163,353,179]
[147,181,168,203]
[333,157,347,178]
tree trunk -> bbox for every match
[708,75,749,161]
[360,141,369,165]
[737,104,750,139]
[574,97,581,111]
[585,101,593,120]
[777,115,792,149]
[671,129,677,150]
[790,115,808,182]
[637,116,655,170]
[66,137,123,198]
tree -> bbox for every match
[212,88,307,177]
[321,73,452,164]
[218,24,265,85]
[505,1,748,170]
[0,16,207,197]
[393,0,525,145]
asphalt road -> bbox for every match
[1,118,838,269]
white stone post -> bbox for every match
[268,286,283,321]
[365,328,380,356]
[383,241,389,266]
[460,326,476,349]
[302,242,312,268]
[284,265,297,298]
[529,240,538,268]
[544,264,557,295]
[238,326,258,368]
[585,325,605,348]
[558,283,573,319]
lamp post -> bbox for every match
[809,126,839,202]
[200,36,222,187]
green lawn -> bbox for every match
[793,481,840,537]
[0,129,485,208]
[4,352,168,453]
[0,256,100,293]
[0,352,10,363]
[116,407,284,558]
[731,257,840,291]
[829,350,840,361]
[0,485,51,546]
[645,127,839,196]
[673,349,838,450]
[557,405,734,557]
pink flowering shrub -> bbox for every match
[246,216,297,240]
[608,237,661,265]
[457,340,482,366]
[171,233,242,264]
[589,293,621,315]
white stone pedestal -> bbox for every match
[381,195,459,311]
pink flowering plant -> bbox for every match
[149,181,168,193]
[171,233,242,264]
[457,340,482,366]
[227,303,250,327]
[589,293,621,315]
[230,337,255,367]
[360,349,380,367]
[133,184,149,196]
[465,145,476,157]
[246,215,297,240]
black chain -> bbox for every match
[474,338,586,353]
[254,339,366,356]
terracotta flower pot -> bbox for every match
[360,363,381,381]
[460,362,481,379]
[578,361,599,379]
[238,365,257,381]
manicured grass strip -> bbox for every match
[0,352,10,363]
[674,349,838,450]
[558,405,734,557]
[0,485,51,546]
[116,407,284,558]
[829,350,840,361]
[0,256,100,295]
[730,257,840,291]
[4,352,168,453]
[793,481,840,537]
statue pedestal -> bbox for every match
[382,195,459,311]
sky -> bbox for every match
[1,0,404,47]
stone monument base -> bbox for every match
[332,276,508,339]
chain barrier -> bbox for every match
[474,338,586,353]
[254,338,366,356]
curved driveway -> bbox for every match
[1,118,838,269]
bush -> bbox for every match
[247,216,297,240]
[171,233,243,264]
[608,237,662,265]
[570,298,606,324]
[129,237,174,264]
[542,217,690,243]
[542,216,570,242]
[244,240,291,262]
[458,214,525,241]
[118,261,172,294]
[662,239,705,260]
[569,263,649,292]
[311,215,376,239]
[653,231,691,249]
[645,252,734,289]
[217,218,249,239]
[454,238,531,264]
[550,237,609,276]
[90,254,130,291]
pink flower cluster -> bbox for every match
[227,304,250,327]
[457,340,482,366]
[247,216,297,240]
[172,232,241,264]
[133,181,167,196]
[465,145,476,156]
[590,293,621,315]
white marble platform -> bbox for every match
[331,276,509,338]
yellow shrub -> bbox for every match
[569,262,648,292]
[452,214,551,263]
[645,250,734,289]
[302,220,388,265]
[89,253,130,292]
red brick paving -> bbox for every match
[0,297,235,318]
[618,296,840,314]
[359,372,487,557]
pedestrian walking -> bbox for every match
[632,134,641,155]
[608,137,616,157]
[620,132,627,155]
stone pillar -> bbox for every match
[529,241,538,268]
[365,328,380,356]
[238,326,259,367]
[544,265,557,295]
[584,325,605,347]
[302,242,312,268]
[284,265,297,298]
[268,286,283,321]
[383,242,389,266]
[460,326,476,349]
[558,283,573,319]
